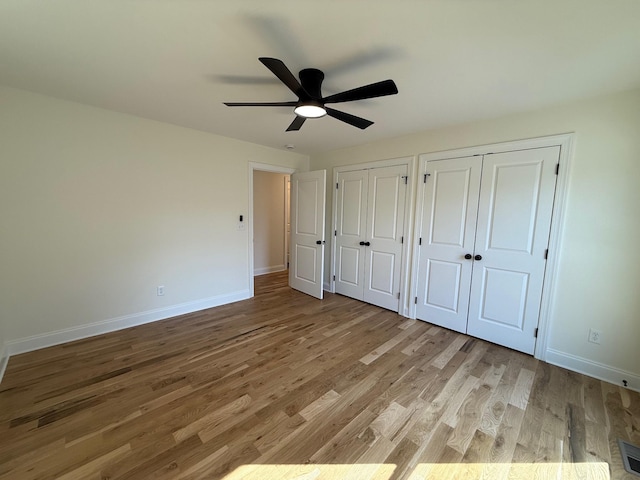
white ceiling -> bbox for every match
[1,1,639,155]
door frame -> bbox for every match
[248,162,296,298]
[411,133,574,360]
[330,156,418,317]
[284,177,291,269]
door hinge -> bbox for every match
[397,292,400,299]
[534,328,539,338]
[544,249,548,259]
[419,237,422,246]
[401,236,404,244]
[401,175,408,185]
[335,230,337,237]
[423,173,431,183]
[414,297,418,304]
[336,182,339,189]
[333,275,336,281]
[555,164,560,175]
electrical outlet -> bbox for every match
[157,285,165,296]
[588,328,601,345]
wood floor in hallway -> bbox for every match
[0,270,638,479]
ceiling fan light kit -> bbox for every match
[224,57,398,131]
[294,101,326,118]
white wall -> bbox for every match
[253,171,288,275]
[0,85,308,354]
[311,88,640,389]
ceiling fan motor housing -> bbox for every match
[298,68,325,100]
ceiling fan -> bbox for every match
[224,57,398,131]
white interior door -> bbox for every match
[289,170,326,299]
[363,165,408,311]
[415,157,482,333]
[335,169,368,300]
[467,147,559,354]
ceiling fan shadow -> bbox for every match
[241,14,402,77]
[208,74,280,86]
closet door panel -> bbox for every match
[363,165,407,311]
[415,157,481,333]
[467,147,559,354]
[334,170,368,300]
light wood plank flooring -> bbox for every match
[1,271,638,479]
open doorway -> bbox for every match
[253,170,290,275]
[248,163,295,297]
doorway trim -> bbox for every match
[248,162,296,298]
[411,133,574,360]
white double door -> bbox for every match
[335,165,407,311]
[415,147,559,354]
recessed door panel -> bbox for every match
[478,267,529,329]
[294,244,317,284]
[338,246,360,286]
[370,174,400,240]
[430,168,473,247]
[295,179,319,236]
[484,162,543,253]
[369,251,395,295]
[340,178,366,237]
[415,156,481,333]
[424,259,462,313]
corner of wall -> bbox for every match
[254,265,286,276]
[5,290,251,358]
[0,341,8,385]
[545,348,640,393]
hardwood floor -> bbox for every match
[1,270,638,479]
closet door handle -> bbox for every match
[364,242,371,246]
[316,240,325,245]
[464,254,472,260]
[359,241,366,246]
[474,254,482,261]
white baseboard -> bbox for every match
[545,348,640,393]
[0,342,8,385]
[6,289,251,357]
[254,265,286,276]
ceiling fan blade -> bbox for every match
[224,101,297,107]
[286,116,306,131]
[259,57,310,99]
[323,79,398,104]
[325,107,374,129]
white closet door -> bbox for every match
[335,169,368,300]
[415,157,482,333]
[467,147,559,354]
[289,170,326,299]
[363,165,408,311]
